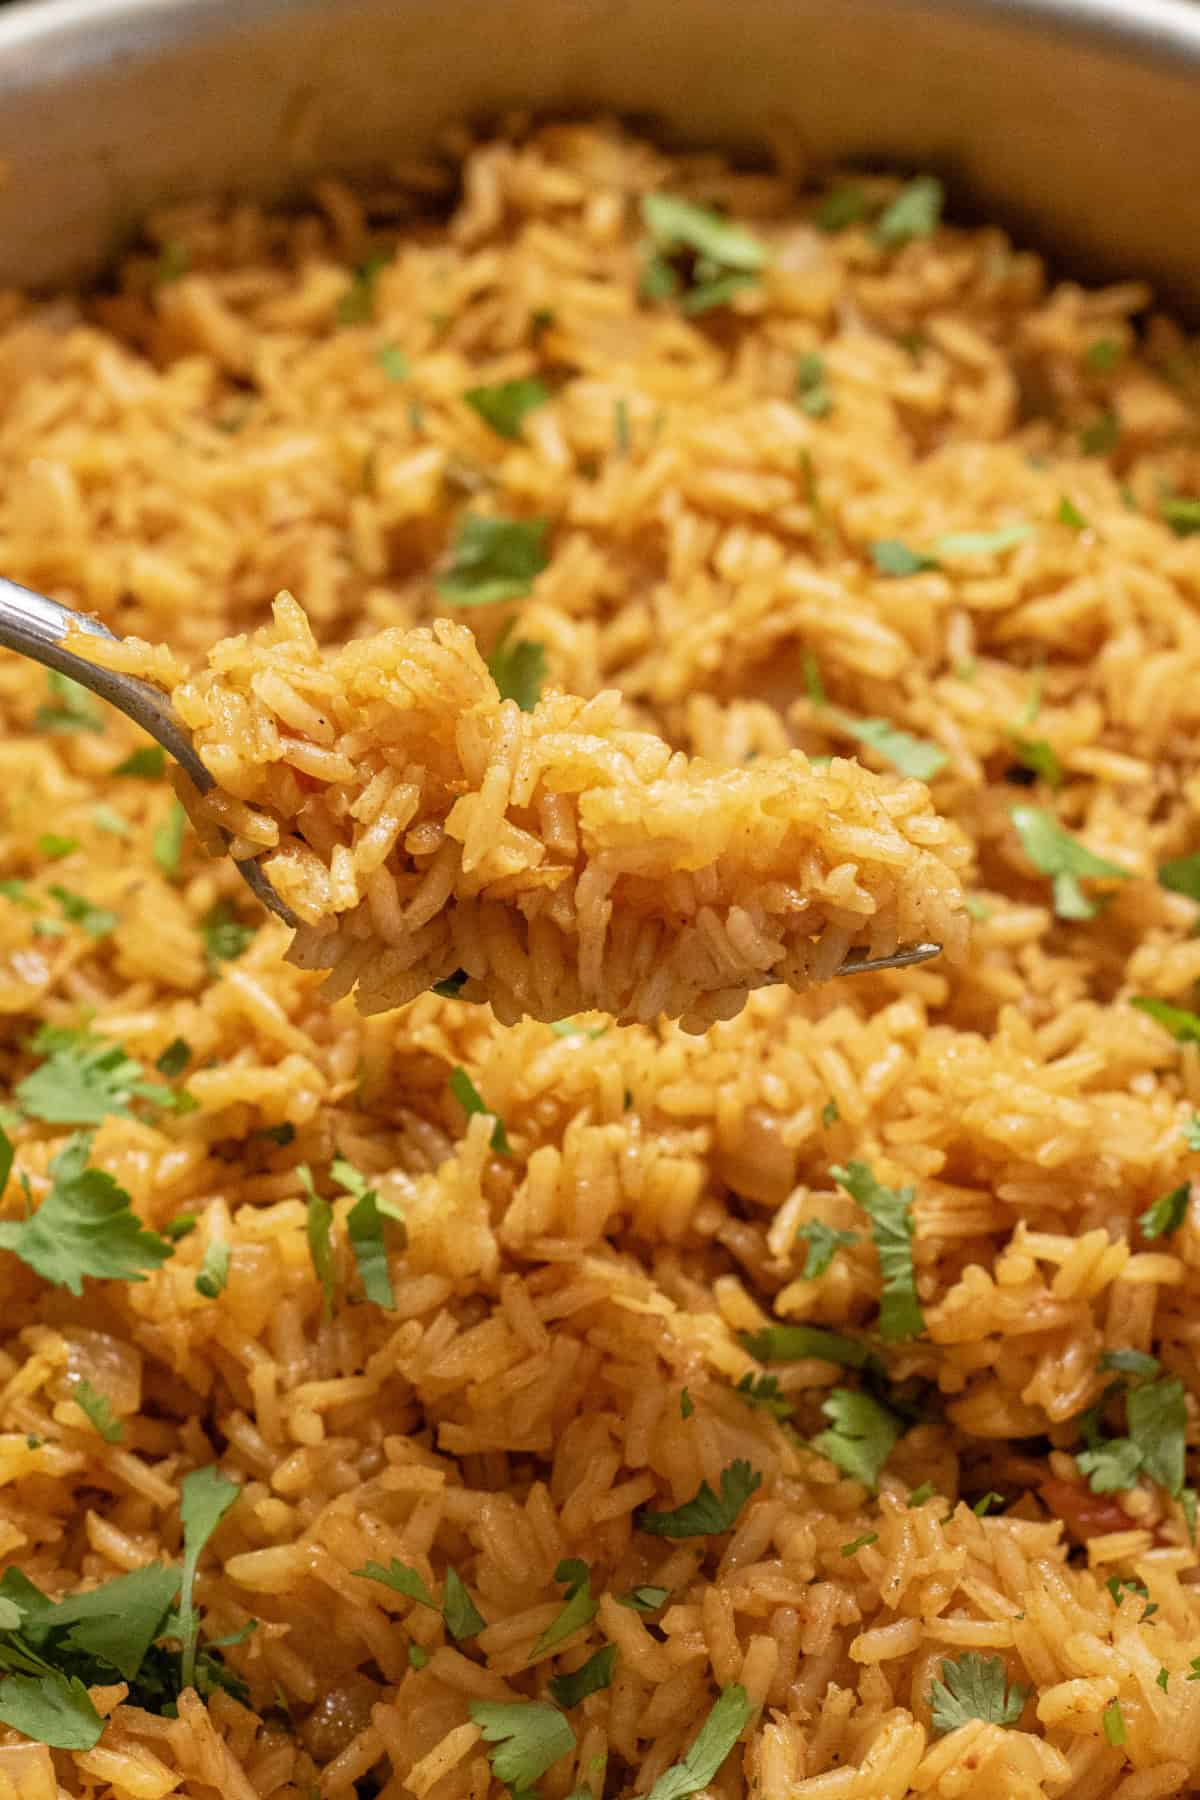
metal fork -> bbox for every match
[0,573,941,980]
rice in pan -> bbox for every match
[2,120,1200,1800]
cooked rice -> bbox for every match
[2,118,1200,1800]
[97,599,965,1027]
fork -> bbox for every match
[0,573,942,979]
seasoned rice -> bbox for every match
[3,118,1200,1800]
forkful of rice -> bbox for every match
[0,576,967,1031]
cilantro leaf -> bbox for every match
[1010,805,1128,919]
[832,1160,924,1339]
[153,799,187,877]
[549,1645,616,1708]
[93,804,132,835]
[436,514,549,607]
[1162,496,1200,536]
[432,969,470,1000]
[533,1561,595,1656]
[0,1134,173,1295]
[195,1241,230,1299]
[1140,1183,1190,1239]
[37,833,77,860]
[1009,735,1062,789]
[617,1586,668,1613]
[638,1460,761,1538]
[1076,1437,1143,1493]
[443,1566,486,1641]
[928,1653,1029,1734]
[1159,852,1200,902]
[816,185,871,231]
[337,252,389,325]
[178,1466,240,1690]
[680,1388,694,1419]
[874,176,944,247]
[34,671,104,736]
[869,539,939,577]
[1058,495,1088,530]
[200,901,255,969]
[298,1165,335,1323]
[1131,996,1200,1044]
[1100,1350,1160,1378]
[841,1532,879,1555]
[795,352,832,418]
[1102,1698,1126,1746]
[0,1671,103,1749]
[448,1067,510,1153]
[465,378,549,440]
[644,1685,753,1800]
[470,1699,575,1795]
[739,1324,873,1369]
[908,1481,936,1506]
[821,1097,840,1128]
[156,1038,191,1078]
[375,344,410,381]
[811,1388,902,1490]
[835,715,947,781]
[733,1372,792,1420]
[931,525,1032,558]
[487,625,547,712]
[16,1028,168,1125]
[71,1379,123,1443]
[47,1564,181,1680]
[50,885,117,938]
[354,1559,436,1608]
[113,745,166,778]
[343,1174,397,1310]
[1085,338,1122,373]
[1129,1376,1187,1496]
[641,194,768,273]
[163,1213,197,1242]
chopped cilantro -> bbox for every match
[71,1378,123,1443]
[795,352,832,418]
[1100,1349,1160,1378]
[1010,805,1128,919]
[680,1388,694,1419]
[836,715,947,781]
[177,1465,240,1690]
[533,1561,595,1656]
[113,745,166,779]
[733,1372,792,1420]
[1139,1184,1190,1239]
[443,1567,486,1641]
[34,671,104,736]
[356,1558,433,1606]
[1058,495,1088,531]
[869,539,939,577]
[928,1653,1029,1734]
[832,1161,924,1340]
[1129,1376,1187,1495]
[1080,413,1119,456]
[448,1067,510,1153]
[1009,735,1062,788]
[1159,852,1200,901]
[469,1699,575,1795]
[432,969,470,1000]
[16,1027,168,1125]
[641,194,768,273]
[464,377,549,440]
[337,252,389,325]
[0,1672,103,1750]
[1085,338,1122,373]
[907,1481,935,1507]
[1163,495,1200,536]
[874,176,944,247]
[200,901,255,969]
[92,806,130,838]
[932,525,1032,559]
[821,1097,840,1129]
[549,1645,616,1708]
[811,1388,902,1490]
[435,514,549,607]
[408,1643,429,1669]
[972,1492,1004,1516]
[156,1037,191,1078]
[796,1219,858,1279]
[739,1323,874,1369]
[643,1684,752,1800]
[37,834,77,860]
[1158,1667,1170,1692]
[815,185,871,231]
[375,344,410,381]
[1077,1437,1144,1494]
[50,885,117,938]
[336,1158,399,1310]
[617,1586,668,1613]
[487,623,547,712]
[195,1241,230,1299]
[298,1166,335,1323]
[840,1532,878,1556]
[0,1132,173,1294]
[1131,996,1200,1044]
[163,1213,198,1242]
[638,1459,761,1538]
[1102,1699,1126,1747]
[153,799,187,877]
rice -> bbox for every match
[95,599,967,1028]
[1,118,1200,1800]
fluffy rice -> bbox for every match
[2,118,1200,1800]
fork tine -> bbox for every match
[834,942,943,977]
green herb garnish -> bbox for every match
[448,1067,510,1153]
[464,377,549,440]
[435,514,549,607]
[928,1653,1029,1734]
[832,1160,924,1339]
[0,1131,172,1294]
[1010,805,1128,919]
[638,1460,761,1538]
[811,1388,902,1490]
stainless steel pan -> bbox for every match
[2,0,1200,308]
